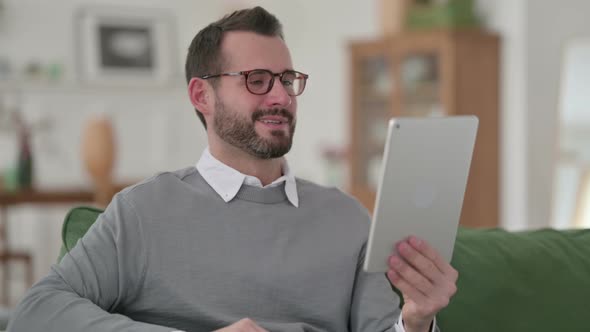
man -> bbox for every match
[8,7,456,332]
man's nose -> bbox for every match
[264,79,292,108]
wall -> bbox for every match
[0,0,380,188]
[477,0,529,230]
[477,0,590,230]
[526,0,590,229]
[0,0,207,185]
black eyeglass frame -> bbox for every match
[200,69,309,96]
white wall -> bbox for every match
[477,0,590,230]
[526,0,590,229]
[0,0,206,185]
[477,0,529,230]
[0,0,380,188]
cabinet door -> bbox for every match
[350,42,393,209]
[392,34,452,118]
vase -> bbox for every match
[80,114,116,207]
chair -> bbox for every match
[57,206,103,262]
[0,205,33,306]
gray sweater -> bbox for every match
[8,167,401,332]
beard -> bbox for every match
[212,97,296,159]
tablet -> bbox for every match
[363,116,478,273]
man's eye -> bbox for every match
[282,80,294,87]
[249,80,265,86]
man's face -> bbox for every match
[209,31,298,159]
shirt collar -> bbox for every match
[196,147,299,207]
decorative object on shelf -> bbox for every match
[0,112,36,193]
[0,58,65,86]
[14,111,34,190]
[0,96,52,192]
[379,0,413,36]
[80,114,116,207]
[1,167,19,193]
[46,62,64,82]
[407,0,480,29]
[23,61,44,82]
[0,95,49,194]
[75,6,177,87]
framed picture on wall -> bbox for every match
[75,6,177,86]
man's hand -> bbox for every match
[386,236,458,332]
[213,318,269,332]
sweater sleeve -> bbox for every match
[349,241,401,332]
[7,193,178,332]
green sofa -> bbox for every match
[57,207,590,332]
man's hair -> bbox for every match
[185,6,284,128]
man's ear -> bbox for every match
[188,77,213,117]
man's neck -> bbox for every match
[208,143,284,186]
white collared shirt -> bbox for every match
[195,147,299,207]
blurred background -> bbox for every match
[0,0,589,314]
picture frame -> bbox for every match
[75,6,177,86]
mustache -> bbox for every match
[252,108,294,123]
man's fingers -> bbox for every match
[396,241,441,283]
[388,255,434,295]
[387,269,427,304]
[407,236,459,281]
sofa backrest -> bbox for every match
[58,206,103,262]
[442,227,590,331]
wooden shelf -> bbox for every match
[0,189,94,206]
[0,182,133,207]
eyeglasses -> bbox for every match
[200,69,309,96]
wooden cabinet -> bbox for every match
[348,29,499,228]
